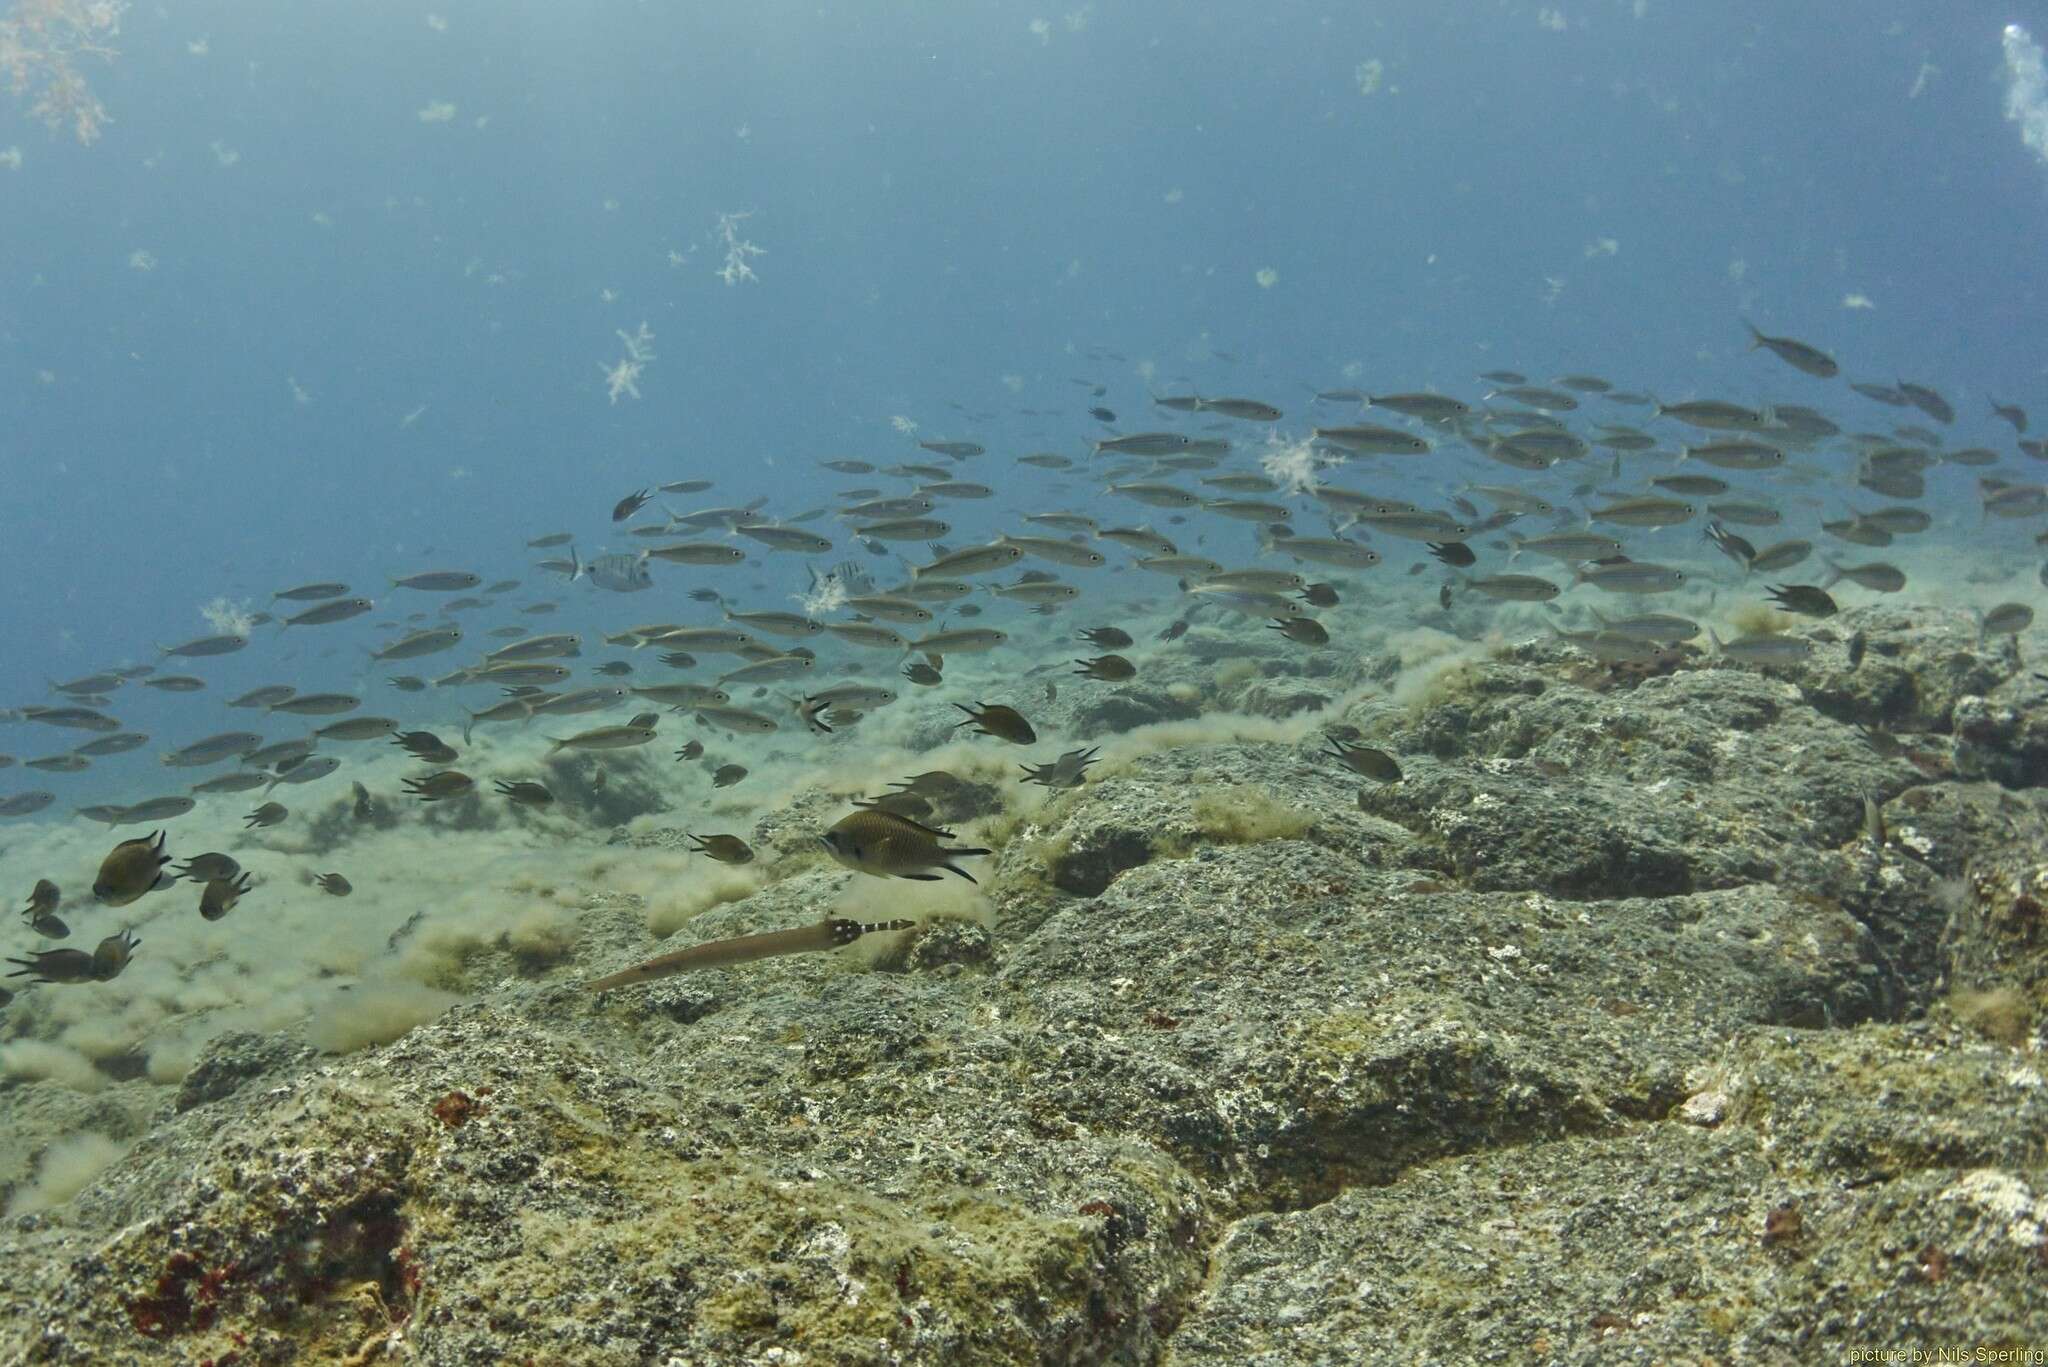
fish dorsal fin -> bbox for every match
[871,807,957,841]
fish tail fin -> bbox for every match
[1742,318,1764,349]
[1818,557,1844,591]
[939,863,980,883]
[1707,628,1727,655]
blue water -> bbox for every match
[3,0,2045,805]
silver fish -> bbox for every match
[160,732,264,767]
[736,523,835,554]
[265,755,343,790]
[646,542,748,565]
[1093,432,1194,456]
[74,732,148,756]
[1106,482,1201,509]
[1266,536,1381,570]
[1198,397,1284,421]
[1510,532,1625,563]
[1980,603,2035,638]
[159,634,247,657]
[1463,574,1560,602]
[468,663,574,687]
[908,627,1007,654]
[1096,527,1178,556]
[370,626,462,661]
[189,771,270,794]
[631,683,731,708]
[1311,424,1431,455]
[529,687,632,716]
[841,595,933,624]
[547,720,658,753]
[692,705,780,735]
[809,682,899,709]
[996,535,1106,568]
[462,699,534,742]
[1573,562,1689,594]
[485,634,583,662]
[1553,628,1663,663]
[726,611,825,638]
[647,627,764,655]
[1743,322,1838,378]
[390,570,482,592]
[243,739,316,769]
[272,581,350,601]
[1709,629,1813,665]
[120,796,196,822]
[1589,497,1696,527]
[915,543,1027,579]
[18,706,122,732]
[268,693,361,715]
[1705,501,1782,527]
[1748,540,1814,573]
[1369,393,1470,422]
[825,622,911,650]
[855,517,953,541]
[281,597,374,627]
[313,717,400,741]
[1820,559,1906,593]
[718,655,816,685]
[575,549,654,592]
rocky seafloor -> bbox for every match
[2,603,2045,1365]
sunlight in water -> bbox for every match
[2005,24,2048,169]
[0,0,127,144]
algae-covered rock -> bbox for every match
[1174,1021,2048,1364]
[1,608,2041,1366]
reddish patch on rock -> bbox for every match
[1915,1243,1949,1282]
[1762,1201,1803,1252]
[127,1251,235,1339]
[431,1089,480,1128]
